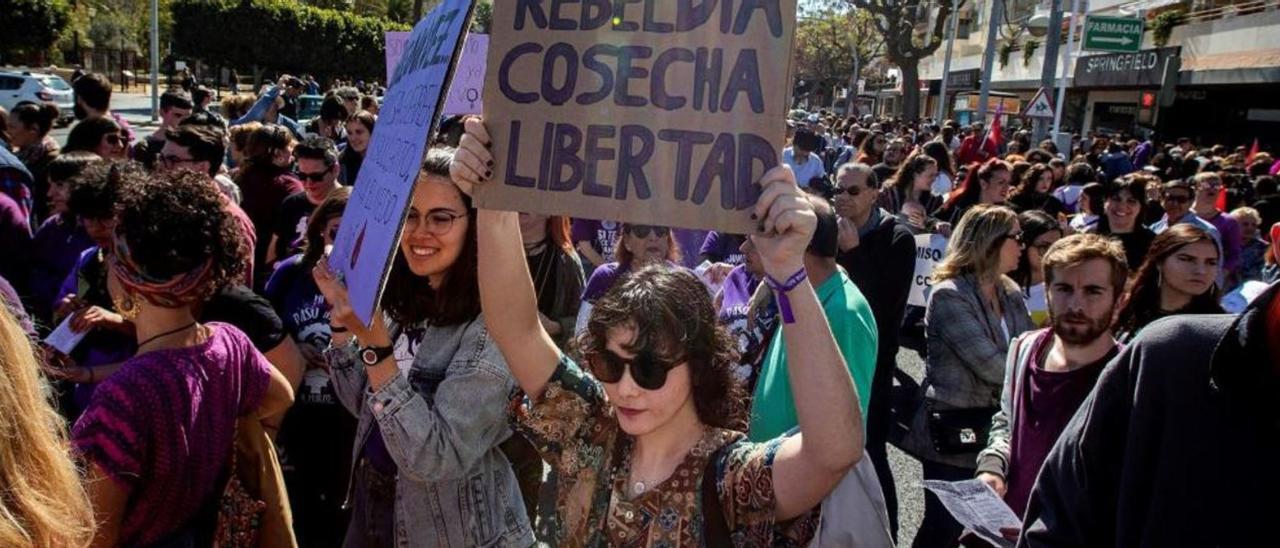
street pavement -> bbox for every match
[49,90,934,544]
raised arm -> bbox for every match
[452,117,561,400]
[749,167,864,521]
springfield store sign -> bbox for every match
[1074,47,1180,88]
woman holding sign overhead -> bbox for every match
[453,117,862,547]
[312,148,534,548]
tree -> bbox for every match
[795,5,884,111]
[839,0,957,121]
[0,0,71,61]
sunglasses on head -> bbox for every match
[586,348,680,390]
[627,225,669,239]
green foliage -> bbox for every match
[795,5,884,103]
[171,0,409,81]
[1150,10,1185,47]
[1022,39,1039,67]
[998,39,1017,69]
[471,0,491,33]
[0,0,71,58]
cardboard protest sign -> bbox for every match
[333,0,476,328]
[443,34,488,116]
[908,234,949,307]
[389,32,488,116]
[474,1,798,233]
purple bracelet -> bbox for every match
[763,267,808,324]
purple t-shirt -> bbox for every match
[700,231,747,265]
[581,262,629,303]
[0,274,32,335]
[73,323,272,546]
[1005,330,1114,516]
[30,214,94,318]
[570,219,622,265]
[673,228,709,268]
[0,191,31,294]
[716,266,777,383]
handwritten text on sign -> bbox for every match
[908,234,949,307]
[332,0,474,328]
[475,1,797,233]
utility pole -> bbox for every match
[846,50,861,117]
[935,0,961,122]
[150,0,159,122]
[977,0,1005,123]
[1033,0,1065,143]
[1053,0,1082,138]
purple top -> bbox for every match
[73,323,272,546]
[701,231,746,265]
[569,219,622,265]
[673,228,709,268]
[581,262,629,303]
[30,214,94,318]
[1203,211,1242,276]
[0,192,32,295]
[0,274,33,336]
[1006,331,1113,516]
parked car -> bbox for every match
[0,71,76,126]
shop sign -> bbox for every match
[1083,15,1144,53]
[1073,47,1180,89]
[946,69,981,91]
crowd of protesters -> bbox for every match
[0,70,1276,548]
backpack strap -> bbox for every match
[701,444,732,548]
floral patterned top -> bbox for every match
[511,355,819,547]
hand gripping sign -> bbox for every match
[329,0,475,328]
[474,0,798,234]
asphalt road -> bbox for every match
[52,91,937,544]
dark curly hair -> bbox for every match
[578,265,747,431]
[67,160,140,220]
[114,169,247,302]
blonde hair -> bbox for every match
[932,203,1019,284]
[1230,206,1261,226]
[0,307,95,547]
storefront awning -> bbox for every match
[1179,49,1280,85]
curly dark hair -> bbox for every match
[67,160,141,220]
[578,265,747,431]
[114,169,246,301]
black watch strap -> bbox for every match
[358,344,394,366]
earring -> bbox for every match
[113,293,140,321]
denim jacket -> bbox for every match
[325,314,534,547]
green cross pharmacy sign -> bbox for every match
[1083,15,1145,53]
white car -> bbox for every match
[0,71,76,126]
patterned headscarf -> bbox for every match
[109,226,213,308]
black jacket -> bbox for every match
[1020,282,1280,547]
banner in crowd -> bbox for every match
[386,32,488,116]
[334,0,476,327]
[909,233,949,307]
[475,1,798,233]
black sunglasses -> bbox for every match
[295,170,329,182]
[587,348,680,390]
[627,225,669,239]
[835,185,867,197]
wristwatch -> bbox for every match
[358,343,394,366]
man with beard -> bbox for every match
[70,73,136,148]
[975,234,1128,520]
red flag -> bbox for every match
[1247,138,1260,164]
[983,103,1004,153]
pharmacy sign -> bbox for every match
[1083,15,1144,53]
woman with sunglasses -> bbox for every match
[452,117,863,547]
[1113,223,1223,343]
[64,116,128,160]
[906,203,1034,548]
[575,222,682,333]
[264,187,357,545]
[311,148,534,547]
[1011,210,1064,327]
[73,168,294,547]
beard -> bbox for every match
[1050,307,1113,346]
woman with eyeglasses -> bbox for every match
[575,222,682,334]
[1011,210,1064,327]
[264,187,358,546]
[906,203,1034,548]
[73,168,294,547]
[452,117,863,547]
[311,148,535,547]
[1089,177,1156,271]
[64,116,128,160]
[1113,223,1224,343]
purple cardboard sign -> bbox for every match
[333,0,475,328]
[388,32,487,117]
